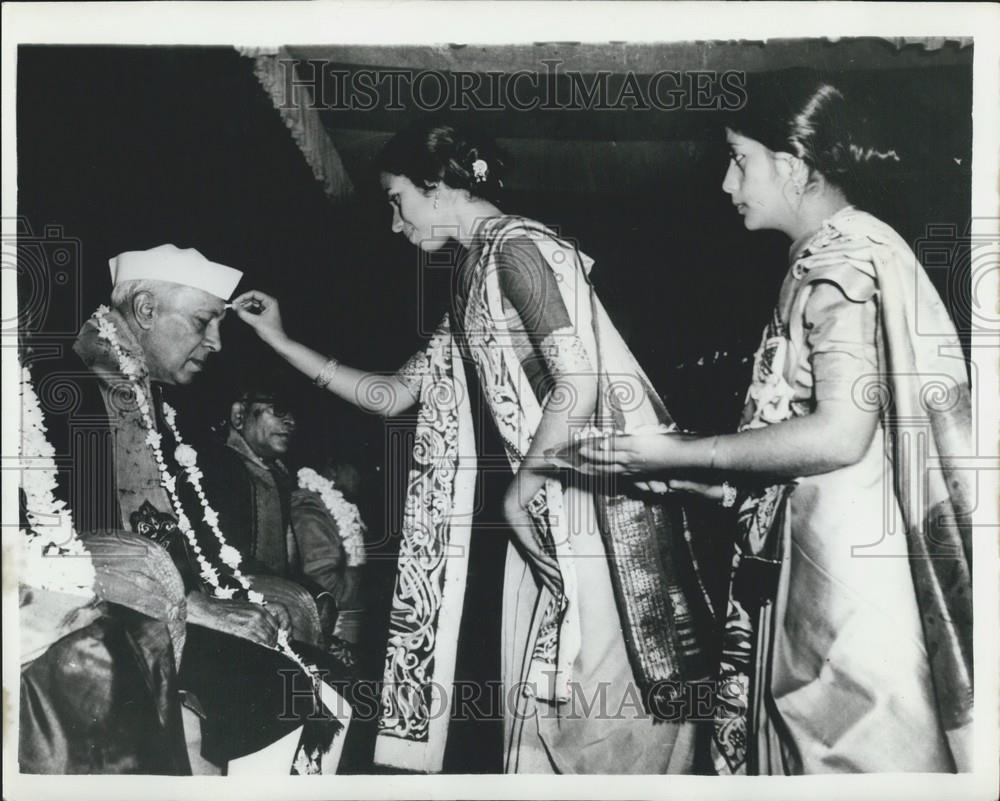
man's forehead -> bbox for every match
[171,284,226,314]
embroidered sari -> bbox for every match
[375,216,717,773]
[711,207,973,774]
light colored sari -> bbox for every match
[712,207,973,774]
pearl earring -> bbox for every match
[433,193,439,210]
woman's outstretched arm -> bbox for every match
[232,290,418,417]
[575,280,881,483]
[576,395,879,480]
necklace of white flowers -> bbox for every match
[19,361,96,598]
[92,305,258,601]
[297,468,366,566]
[90,307,321,682]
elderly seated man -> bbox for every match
[60,245,348,773]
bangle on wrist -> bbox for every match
[721,481,738,508]
[314,357,341,389]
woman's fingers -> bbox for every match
[576,445,626,471]
[513,531,563,596]
[532,558,563,597]
[231,290,275,319]
[667,479,725,501]
[231,289,276,307]
[578,434,636,465]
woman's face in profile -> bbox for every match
[380,172,449,252]
[722,128,793,234]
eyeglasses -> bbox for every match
[243,397,296,419]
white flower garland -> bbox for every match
[19,362,96,598]
[91,306,317,682]
[297,468,367,566]
[92,306,261,603]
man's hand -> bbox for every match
[186,591,284,648]
[316,594,338,637]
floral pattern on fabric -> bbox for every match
[539,327,594,377]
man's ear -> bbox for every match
[229,401,246,430]
[131,290,157,331]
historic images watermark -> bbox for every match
[274,59,748,113]
[279,674,736,724]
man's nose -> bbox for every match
[391,206,404,233]
[203,319,222,352]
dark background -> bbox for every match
[16,42,973,771]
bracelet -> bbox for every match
[314,357,341,390]
[721,481,738,509]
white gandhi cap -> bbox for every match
[108,244,243,300]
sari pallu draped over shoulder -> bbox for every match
[712,208,974,775]
[797,210,973,762]
[375,216,717,773]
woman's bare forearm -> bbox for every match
[664,401,879,478]
[509,373,599,505]
[266,333,417,417]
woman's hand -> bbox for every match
[575,432,694,477]
[230,290,286,346]
[666,479,726,504]
[502,486,563,598]
[634,479,671,495]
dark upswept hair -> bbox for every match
[376,118,506,201]
[728,71,900,204]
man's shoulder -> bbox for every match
[199,433,247,474]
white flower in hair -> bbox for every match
[472,159,489,182]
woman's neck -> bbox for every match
[786,191,851,242]
[452,198,503,246]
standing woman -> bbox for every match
[234,121,717,774]
[571,79,973,774]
